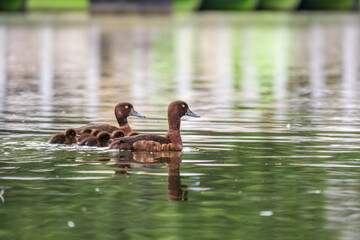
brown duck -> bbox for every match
[49,128,77,144]
[75,102,145,136]
[109,100,200,151]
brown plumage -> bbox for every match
[111,130,125,138]
[91,129,101,137]
[110,100,200,152]
[49,128,77,144]
[74,102,145,136]
[79,132,111,147]
[76,128,93,142]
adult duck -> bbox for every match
[109,100,200,151]
[75,102,145,136]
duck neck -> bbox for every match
[166,115,182,146]
[168,115,181,132]
[116,112,132,136]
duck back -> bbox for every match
[49,134,66,144]
[110,134,170,150]
[75,124,119,134]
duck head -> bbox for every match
[168,100,200,119]
[115,102,145,119]
[112,130,125,138]
[98,132,111,143]
[64,128,76,137]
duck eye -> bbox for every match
[181,104,185,109]
[125,105,129,109]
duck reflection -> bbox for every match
[114,151,187,201]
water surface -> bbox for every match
[1,12,360,240]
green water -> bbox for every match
[1,13,360,239]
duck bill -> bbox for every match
[131,110,145,118]
[186,109,200,118]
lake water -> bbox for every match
[1,12,360,239]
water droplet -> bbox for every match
[67,221,75,228]
[260,211,273,216]
[286,124,291,129]
[95,188,99,192]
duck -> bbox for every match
[75,102,145,136]
[79,132,111,147]
[49,128,77,144]
[109,100,200,151]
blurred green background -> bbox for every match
[0,0,358,12]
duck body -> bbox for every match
[110,134,170,151]
[110,100,200,152]
[49,128,77,144]
[75,102,144,136]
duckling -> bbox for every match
[76,128,93,142]
[49,128,77,144]
[75,102,145,136]
[110,100,200,151]
[91,129,101,137]
[111,130,125,139]
[79,132,111,147]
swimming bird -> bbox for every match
[79,132,111,147]
[49,128,77,144]
[111,130,125,139]
[110,100,200,151]
[91,129,102,137]
[75,102,145,136]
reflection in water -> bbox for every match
[114,151,187,201]
[309,23,324,99]
[38,25,53,124]
[131,27,151,100]
[341,23,358,100]
[214,26,233,107]
[0,25,7,114]
[241,27,260,101]
[86,25,100,118]
[0,26,6,113]
[273,25,289,118]
[175,24,193,99]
